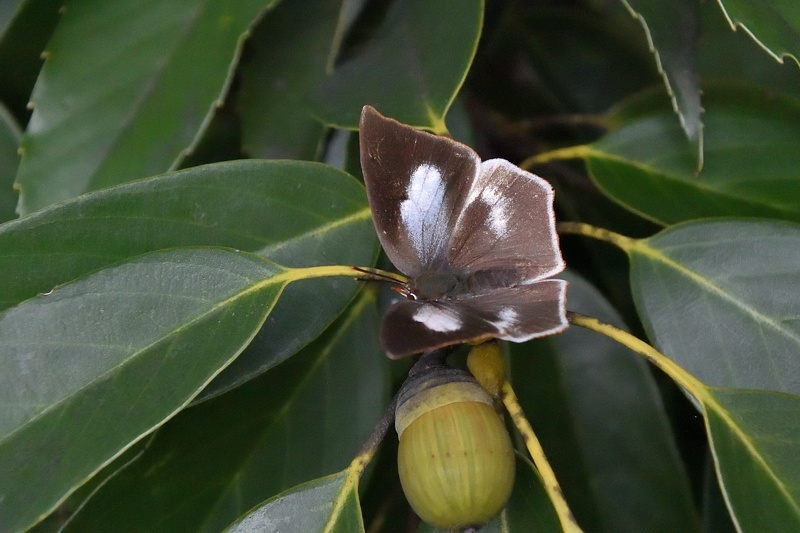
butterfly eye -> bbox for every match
[390,285,414,300]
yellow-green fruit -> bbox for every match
[397,382,515,530]
[466,341,506,398]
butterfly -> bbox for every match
[359,105,568,359]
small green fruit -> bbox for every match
[466,341,505,398]
[396,374,515,530]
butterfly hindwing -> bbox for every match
[467,280,569,342]
[380,280,568,359]
[380,300,496,359]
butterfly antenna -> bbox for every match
[352,266,407,286]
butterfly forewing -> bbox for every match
[447,159,565,284]
[359,106,480,277]
[381,280,568,359]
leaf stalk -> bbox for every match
[501,380,583,533]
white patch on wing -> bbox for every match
[400,163,446,256]
[462,163,511,238]
[480,184,510,237]
[464,159,566,280]
[412,305,462,332]
[493,307,518,331]
[496,280,569,342]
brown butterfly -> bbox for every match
[359,106,568,358]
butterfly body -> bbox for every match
[360,106,568,358]
[406,270,461,299]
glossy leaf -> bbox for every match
[0,248,289,532]
[700,451,737,533]
[238,0,344,160]
[704,387,800,531]
[28,438,153,533]
[698,0,800,96]
[587,83,800,224]
[309,0,483,131]
[468,1,657,121]
[0,159,378,396]
[503,456,560,532]
[225,470,364,533]
[569,295,800,532]
[717,0,800,67]
[630,220,800,396]
[0,103,19,222]
[177,101,245,169]
[511,270,699,532]
[0,0,61,123]
[621,0,702,163]
[15,0,276,214]
[0,1,21,36]
[62,289,388,532]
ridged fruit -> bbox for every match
[396,374,514,530]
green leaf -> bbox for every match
[629,220,800,395]
[27,438,153,533]
[620,0,702,165]
[568,305,799,532]
[309,0,483,132]
[511,270,699,532]
[704,387,800,531]
[717,0,800,68]
[61,289,388,532]
[0,0,61,123]
[0,159,378,396]
[15,0,277,214]
[177,102,245,169]
[225,470,364,533]
[0,103,20,222]
[0,1,22,36]
[700,452,737,533]
[586,83,800,224]
[0,248,289,532]
[468,2,658,119]
[698,0,800,96]
[238,0,344,160]
[503,455,561,532]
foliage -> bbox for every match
[0,0,798,531]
